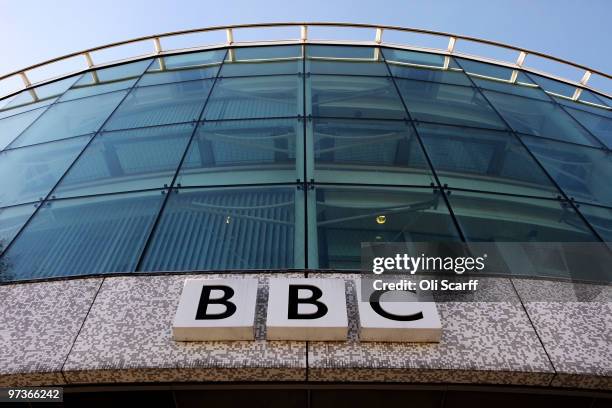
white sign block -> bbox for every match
[173,278,258,341]
[266,278,348,341]
[357,280,442,342]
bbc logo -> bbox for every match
[172,279,442,343]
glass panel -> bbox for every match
[454,57,535,84]
[0,135,90,207]
[150,50,226,71]
[307,60,388,76]
[229,45,301,61]
[59,59,151,102]
[309,75,406,119]
[221,60,301,77]
[396,79,507,129]
[387,63,471,86]
[0,97,57,120]
[0,203,37,254]
[0,190,164,281]
[203,76,301,120]
[0,108,47,150]
[472,77,549,100]
[448,190,598,242]
[54,123,194,198]
[521,135,612,207]
[483,90,602,147]
[563,107,612,149]
[314,186,461,269]
[529,73,575,98]
[307,45,377,59]
[578,89,611,108]
[578,204,612,243]
[554,95,612,119]
[140,63,219,87]
[10,91,128,148]
[178,119,299,186]
[416,123,560,197]
[139,186,296,271]
[312,118,434,186]
[104,80,212,130]
[1,76,78,110]
[382,48,449,69]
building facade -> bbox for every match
[0,24,610,407]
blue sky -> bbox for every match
[1,0,610,94]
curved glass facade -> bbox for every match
[0,44,611,282]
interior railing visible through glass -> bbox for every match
[0,44,610,283]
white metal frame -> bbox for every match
[0,22,610,104]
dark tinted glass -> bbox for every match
[307,45,378,59]
[528,73,576,98]
[472,77,549,100]
[229,45,302,60]
[483,90,602,147]
[563,107,612,149]
[0,203,37,254]
[416,122,559,197]
[521,135,612,207]
[104,80,213,130]
[0,190,164,281]
[454,57,535,84]
[554,95,612,119]
[307,60,388,76]
[382,48,449,68]
[578,204,612,243]
[203,76,301,120]
[10,91,127,148]
[139,186,297,271]
[0,135,90,207]
[448,190,598,242]
[314,186,461,269]
[0,108,47,150]
[178,119,300,186]
[54,123,194,197]
[309,75,406,119]
[221,60,302,77]
[312,118,433,185]
[388,64,471,86]
[396,79,507,129]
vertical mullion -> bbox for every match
[0,58,158,259]
[453,57,607,243]
[302,44,310,272]
[524,71,610,151]
[381,49,468,242]
[133,49,229,271]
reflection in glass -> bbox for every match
[0,136,90,207]
[221,60,301,77]
[388,64,471,86]
[139,186,296,271]
[396,79,507,129]
[454,57,535,84]
[484,90,602,147]
[521,135,612,207]
[204,76,301,120]
[312,118,433,185]
[417,123,560,197]
[307,45,378,59]
[0,203,37,255]
[578,204,612,243]
[178,119,299,186]
[448,190,598,242]
[309,75,406,119]
[0,108,48,150]
[104,80,212,130]
[563,107,612,149]
[307,45,387,76]
[150,50,226,71]
[59,59,152,101]
[10,91,127,148]
[0,190,164,281]
[229,45,301,61]
[382,48,450,69]
[314,186,461,269]
[1,76,78,111]
[54,124,194,197]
